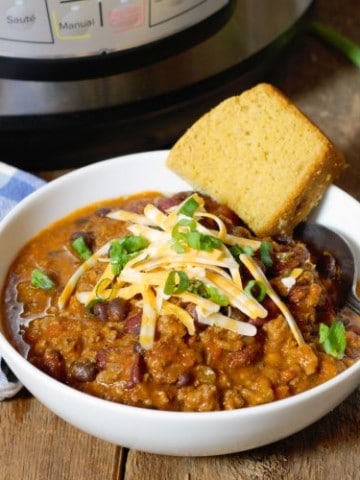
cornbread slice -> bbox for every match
[166,83,346,237]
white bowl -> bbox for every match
[0,150,359,456]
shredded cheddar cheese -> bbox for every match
[58,193,304,349]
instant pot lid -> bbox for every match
[0,0,313,169]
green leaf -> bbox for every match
[31,269,56,290]
[319,321,347,359]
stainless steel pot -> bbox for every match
[0,0,312,116]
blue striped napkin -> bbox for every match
[0,162,45,400]
[0,162,45,219]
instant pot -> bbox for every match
[0,0,313,169]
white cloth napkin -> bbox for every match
[0,162,45,400]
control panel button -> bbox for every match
[0,0,53,43]
[107,0,146,32]
[53,4,98,39]
[6,5,36,32]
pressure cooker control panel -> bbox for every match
[0,0,229,59]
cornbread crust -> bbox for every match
[166,83,346,237]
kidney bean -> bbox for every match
[95,349,108,370]
[93,301,109,321]
[107,298,129,322]
[93,298,129,322]
[126,354,146,388]
[70,359,98,383]
[124,311,142,335]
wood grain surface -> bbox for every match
[1,391,123,480]
[1,1,360,479]
[124,387,360,480]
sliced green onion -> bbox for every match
[109,235,149,276]
[260,241,273,268]
[204,285,229,306]
[164,271,189,295]
[319,321,347,359]
[188,279,208,297]
[120,235,150,253]
[164,272,228,306]
[95,278,113,301]
[184,231,222,251]
[229,244,254,260]
[188,279,228,306]
[71,236,92,261]
[178,196,200,217]
[172,218,196,242]
[31,269,56,290]
[170,241,186,253]
[242,245,255,256]
[172,220,222,252]
[244,280,267,302]
[199,234,223,251]
[187,231,202,250]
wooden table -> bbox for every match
[1,1,360,478]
